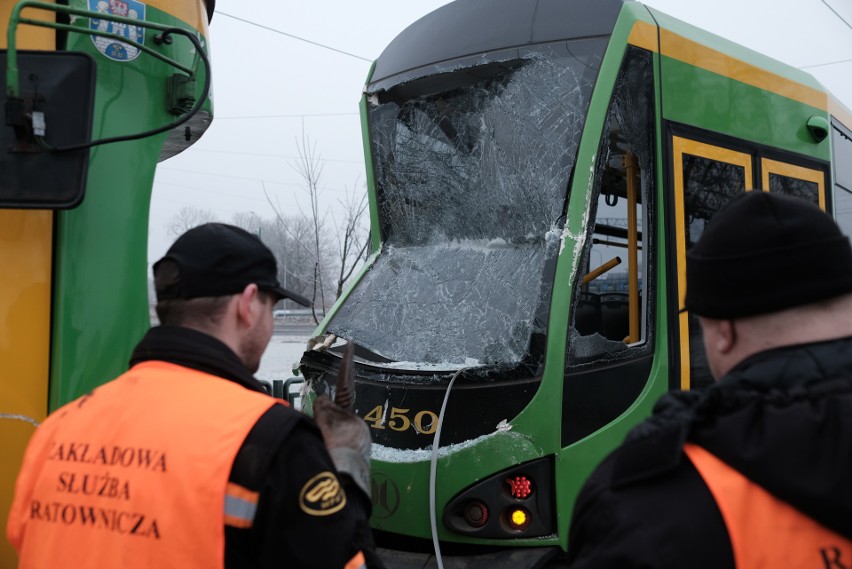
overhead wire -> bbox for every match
[214,11,372,62]
[190,148,363,165]
[800,1,852,70]
[163,12,367,180]
[156,180,274,201]
[800,57,852,69]
[820,0,852,30]
[216,113,359,120]
[157,166,352,193]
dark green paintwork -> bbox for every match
[661,57,829,159]
[49,0,212,409]
[649,7,831,161]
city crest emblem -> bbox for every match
[88,0,146,62]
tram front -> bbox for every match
[299,0,632,565]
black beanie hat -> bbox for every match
[154,223,311,307]
[684,191,852,319]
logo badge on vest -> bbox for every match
[299,472,346,516]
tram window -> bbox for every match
[833,124,852,236]
[761,157,824,209]
[683,156,745,247]
[575,185,645,353]
[562,46,655,446]
[674,140,830,389]
[568,47,655,364]
[683,155,747,389]
[768,174,819,204]
[833,124,852,191]
[836,187,852,237]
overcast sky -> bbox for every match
[148,0,852,264]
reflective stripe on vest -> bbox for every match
[684,443,852,568]
[7,361,280,569]
[224,482,259,529]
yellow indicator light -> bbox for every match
[511,509,529,528]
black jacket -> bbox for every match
[130,326,381,569]
[566,337,852,568]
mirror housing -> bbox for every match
[806,115,829,143]
[0,50,96,209]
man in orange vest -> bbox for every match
[7,223,382,569]
[566,192,852,568]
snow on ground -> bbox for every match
[257,336,311,383]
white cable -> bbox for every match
[429,366,469,569]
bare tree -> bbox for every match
[165,202,357,323]
[230,211,264,237]
[277,214,323,301]
[166,206,219,238]
[295,133,329,322]
[332,181,370,298]
[229,212,314,308]
[262,133,370,324]
[262,132,336,323]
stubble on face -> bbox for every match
[239,296,275,374]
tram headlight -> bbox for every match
[442,456,554,538]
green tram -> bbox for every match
[0,0,212,564]
[298,0,852,565]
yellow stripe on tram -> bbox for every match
[0,4,56,565]
[146,0,210,35]
[628,21,828,111]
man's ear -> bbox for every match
[716,319,737,354]
[235,284,259,327]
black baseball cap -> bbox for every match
[153,223,311,307]
[684,191,852,318]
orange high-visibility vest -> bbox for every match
[684,443,852,568]
[7,361,281,569]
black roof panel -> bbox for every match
[371,0,626,86]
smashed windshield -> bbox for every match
[328,39,606,368]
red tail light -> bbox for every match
[506,475,533,499]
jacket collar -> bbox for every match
[718,335,852,392]
[129,325,268,394]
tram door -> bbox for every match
[671,135,828,390]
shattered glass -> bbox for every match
[568,46,657,366]
[327,39,605,368]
